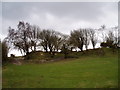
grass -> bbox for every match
[2,50,118,88]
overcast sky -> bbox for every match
[1,2,118,38]
[0,2,118,56]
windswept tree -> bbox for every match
[39,29,67,55]
[47,30,57,54]
[38,29,51,52]
[105,31,118,48]
[89,29,97,49]
[70,29,85,51]
[100,26,118,49]
[52,33,68,52]
[105,31,114,47]
[6,27,24,55]
[6,21,35,56]
[29,25,40,52]
[83,29,90,50]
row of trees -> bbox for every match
[4,21,119,59]
[69,28,97,51]
[6,21,68,56]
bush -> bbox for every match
[2,41,9,64]
[100,42,107,48]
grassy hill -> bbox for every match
[24,47,118,61]
[2,48,118,88]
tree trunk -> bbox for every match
[85,45,88,50]
[34,44,36,51]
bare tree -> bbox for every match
[89,29,97,49]
[70,29,85,51]
[105,31,114,46]
[38,29,67,55]
[29,25,40,52]
[7,27,24,55]
[53,33,68,52]
[39,29,50,52]
[83,29,90,50]
[105,31,118,48]
[6,21,33,56]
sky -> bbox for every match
[0,1,118,56]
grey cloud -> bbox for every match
[2,2,117,22]
[2,2,31,20]
[1,2,118,39]
[0,2,1,17]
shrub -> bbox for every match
[2,41,9,64]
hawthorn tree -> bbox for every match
[29,25,40,52]
[70,29,85,51]
[6,21,36,56]
[83,29,90,50]
[89,29,97,49]
[38,29,67,56]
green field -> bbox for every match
[2,50,118,88]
